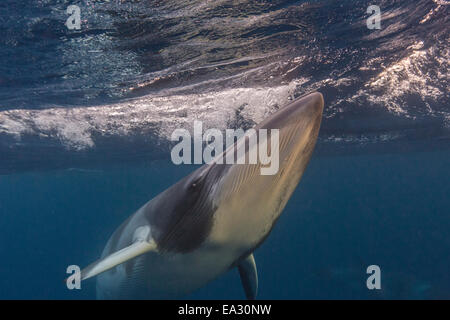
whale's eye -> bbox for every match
[186,166,212,190]
[187,178,200,190]
[190,173,205,189]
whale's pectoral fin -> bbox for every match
[80,240,157,281]
[238,253,258,300]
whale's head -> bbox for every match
[212,92,324,244]
[143,92,324,253]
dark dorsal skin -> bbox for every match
[142,163,231,253]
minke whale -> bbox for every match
[77,92,324,299]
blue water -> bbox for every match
[0,0,449,299]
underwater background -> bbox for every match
[0,0,449,299]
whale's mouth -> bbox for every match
[258,92,324,166]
